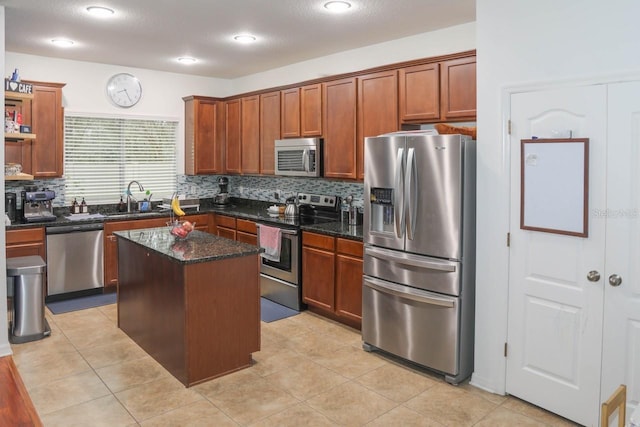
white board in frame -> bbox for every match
[520,138,589,237]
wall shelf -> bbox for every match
[5,172,34,181]
[5,132,36,141]
[5,91,34,101]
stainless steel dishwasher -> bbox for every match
[45,223,104,297]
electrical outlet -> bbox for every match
[274,190,280,200]
[190,185,197,195]
[239,186,244,196]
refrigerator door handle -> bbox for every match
[364,276,455,308]
[394,147,405,238]
[405,147,418,240]
[365,246,457,272]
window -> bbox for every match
[64,115,178,204]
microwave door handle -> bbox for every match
[302,148,310,172]
[394,147,405,238]
[405,147,418,240]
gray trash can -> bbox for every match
[7,255,51,344]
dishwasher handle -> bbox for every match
[46,223,104,234]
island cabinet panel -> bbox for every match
[398,63,441,122]
[300,83,322,137]
[281,88,301,138]
[117,237,260,386]
[259,91,281,174]
[225,99,242,174]
[440,56,476,120]
[357,70,399,180]
[184,96,224,175]
[241,95,260,175]
[323,78,357,180]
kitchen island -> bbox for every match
[114,227,262,387]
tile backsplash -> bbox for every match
[5,175,364,208]
[179,175,364,208]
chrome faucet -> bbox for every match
[126,180,144,213]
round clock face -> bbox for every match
[106,73,142,108]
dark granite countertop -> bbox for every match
[7,197,364,241]
[114,227,263,264]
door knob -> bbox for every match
[587,270,600,282]
[608,274,622,287]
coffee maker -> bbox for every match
[22,189,56,222]
[214,177,230,206]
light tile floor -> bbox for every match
[10,304,581,426]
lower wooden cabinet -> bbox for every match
[6,227,46,259]
[215,214,236,240]
[215,215,258,244]
[104,214,210,289]
[302,231,363,328]
[236,219,257,245]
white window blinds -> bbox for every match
[64,115,178,204]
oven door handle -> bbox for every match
[257,224,298,236]
[364,276,455,308]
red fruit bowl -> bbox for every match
[167,220,196,239]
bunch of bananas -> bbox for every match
[171,195,185,216]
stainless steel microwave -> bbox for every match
[274,138,322,177]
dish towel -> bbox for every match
[258,224,282,262]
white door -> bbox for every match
[507,85,607,426]
[601,81,640,419]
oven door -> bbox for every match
[260,227,300,285]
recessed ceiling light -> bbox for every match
[177,57,197,65]
[86,6,115,17]
[324,1,352,12]
[233,34,257,44]
[51,38,75,48]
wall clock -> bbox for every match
[106,73,142,108]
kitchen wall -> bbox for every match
[474,0,640,394]
[1,6,9,357]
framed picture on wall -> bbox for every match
[520,138,589,237]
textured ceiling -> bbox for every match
[2,0,475,78]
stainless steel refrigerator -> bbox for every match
[362,131,476,384]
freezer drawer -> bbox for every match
[362,275,460,377]
[364,245,461,295]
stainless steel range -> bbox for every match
[259,192,340,311]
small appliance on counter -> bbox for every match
[21,189,57,223]
[214,176,230,206]
[5,192,17,222]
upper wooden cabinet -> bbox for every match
[399,55,476,123]
[30,82,65,178]
[357,70,399,180]
[440,56,476,120]
[5,81,65,178]
[225,99,242,174]
[280,84,322,138]
[399,63,440,122]
[241,95,260,174]
[280,88,300,138]
[184,96,224,175]
[300,84,322,137]
[260,91,281,175]
[323,78,357,180]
